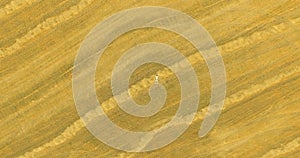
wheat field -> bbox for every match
[0,0,300,157]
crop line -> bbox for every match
[0,0,40,18]
[0,0,95,58]
[17,64,300,157]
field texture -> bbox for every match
[0,0,300,157]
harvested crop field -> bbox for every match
[0,0,299,157]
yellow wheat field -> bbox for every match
[0,0,299,157]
